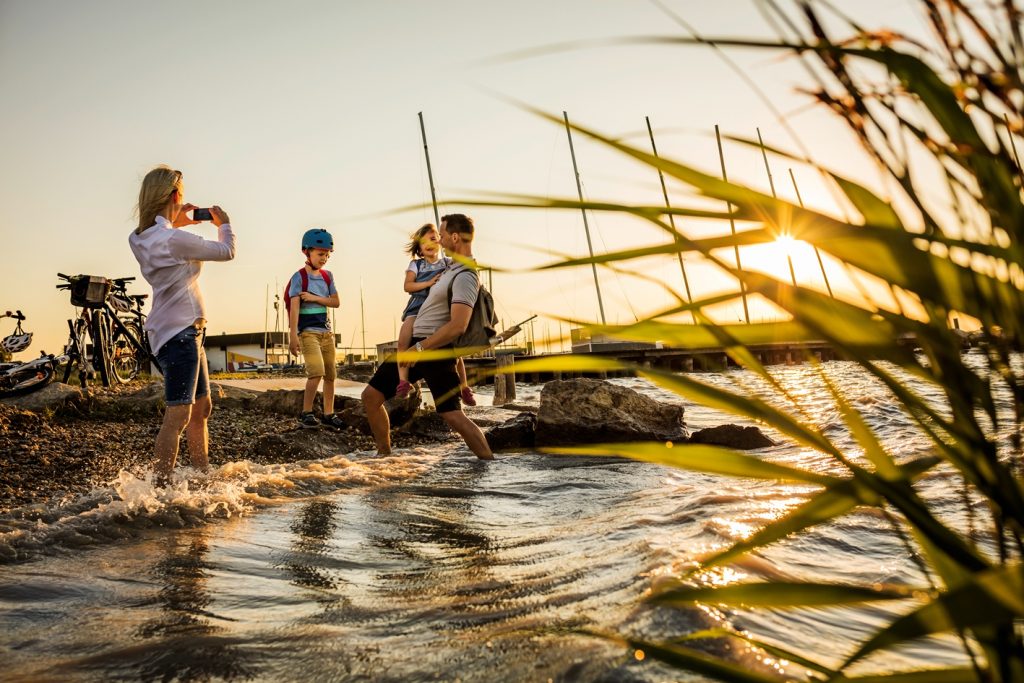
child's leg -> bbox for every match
[322,333,336,415]
[397,315,416,384]
[304,376,321,413]
[299,331,324,415]
[456,357,476,406]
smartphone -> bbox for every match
[192,208,212,221]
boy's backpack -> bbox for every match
[446,270,498,354]
[284,268,333,313]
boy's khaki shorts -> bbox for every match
[300,331,336,381]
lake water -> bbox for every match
[0,359,992,681]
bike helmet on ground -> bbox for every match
[2,331,32,354]
[301,228,333,251]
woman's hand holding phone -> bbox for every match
[172,203,199,228]
[210,206,230,227]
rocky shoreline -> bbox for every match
[1,377,774,515]
[0,379,456,514]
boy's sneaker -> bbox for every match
[321,413,346,430]
[460,387,477,407]
[395,380,413,399]
[298,411,320,429]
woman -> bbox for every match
[128,166,236,485]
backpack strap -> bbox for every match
[299,268,309,293]
[320,269,332,289]
[446,269,480,307]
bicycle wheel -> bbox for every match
[109,320,143,383]
[0,363,55,398]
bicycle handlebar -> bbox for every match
[2,310,26,320]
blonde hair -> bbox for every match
[406,223,437,257]
[135,165,182,233]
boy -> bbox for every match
[288,228,342,428]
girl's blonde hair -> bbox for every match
[405,223,437,257]
[135,165,183,233]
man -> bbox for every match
[362,213,494,460]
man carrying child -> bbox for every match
[361,214,494,460]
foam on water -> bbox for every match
[0,448,439,564]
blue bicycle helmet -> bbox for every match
[301,228,333,251]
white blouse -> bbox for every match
[128,215,236,355]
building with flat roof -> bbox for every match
[203,331,341,372]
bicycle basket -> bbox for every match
[70,275,111,308]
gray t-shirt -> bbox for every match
[412,263,480,339]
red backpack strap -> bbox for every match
[299,268,309,293]
[320,269,332,289]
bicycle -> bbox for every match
[107,277,152,382]
[57,273,160,388]
[0,310,69,399]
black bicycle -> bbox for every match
[57,273,159,387]
[0,310,68,398]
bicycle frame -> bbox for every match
[58,273,161,388]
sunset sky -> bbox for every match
[0,1,927,355]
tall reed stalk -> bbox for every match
[468,1,1024,680]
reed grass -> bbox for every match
[476,2,1024,680]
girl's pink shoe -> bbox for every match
[395,380,413,398]
[460,387,477,406]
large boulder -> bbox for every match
[485,411,537,451]
[689,424,774,450]
[1,382,84,413]
[535,378,687,446]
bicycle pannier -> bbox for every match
[70,275,111,309]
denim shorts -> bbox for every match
[157,326,210,406]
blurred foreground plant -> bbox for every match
[478,1,1024,680]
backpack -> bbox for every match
[284,268,333,313]
[447,269,498,354]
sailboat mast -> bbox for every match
[646,116,694,323]
[563,111,607,326]
[715,125,750,323]
[788,168,835,299]
[757,128,797,287]
[418,112,441,227]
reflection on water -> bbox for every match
[0,362,990,681]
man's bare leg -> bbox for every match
[361,385,392,455]
[440,410,494,460]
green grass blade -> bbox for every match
[844,563,1024,666]
[689,456,939,575]
[650,581,918,608]
[829,173,905,229]
[838,669,982,683]
[675,628,838,677]
[542,442,836,485]
[635,366,842,458]
[620,637,786,683]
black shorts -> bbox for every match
[367,341,462,413]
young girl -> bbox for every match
[395,223,475,405]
